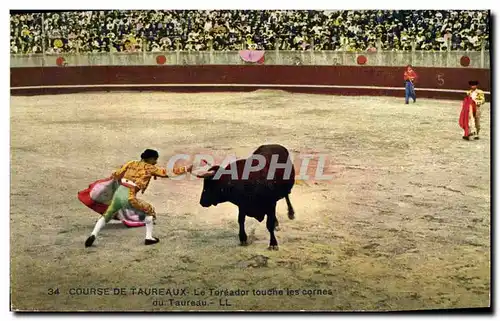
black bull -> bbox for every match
[196,144,295,250]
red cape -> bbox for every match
[78,177,145,228]
[78,177,112,214]
[459,96,476,136]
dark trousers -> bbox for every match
[405,80,416,104]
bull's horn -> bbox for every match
[195,169,216,178]
[201,159,212,167]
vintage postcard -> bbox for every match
[9,7,491,312]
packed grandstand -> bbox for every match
[10,10,490,54]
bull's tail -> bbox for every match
[285,194,295,220]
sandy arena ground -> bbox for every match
[10,91,490,311]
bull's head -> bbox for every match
[195,160,223,207]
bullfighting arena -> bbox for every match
[10,90,490,311]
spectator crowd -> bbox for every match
[10,10,490,54]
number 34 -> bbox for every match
[47,288,60,295]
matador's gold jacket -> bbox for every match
[112,160,188,193]
[467,89,486,107]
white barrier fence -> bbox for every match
[10,50,490,68]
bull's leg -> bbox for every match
[238,209,248,246]
[285,194,295,220]
[275,218,280,231]
[266,204,279,250]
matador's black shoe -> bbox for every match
[462,136,470,140]
[145,237,160,245]
[85,235,96,247]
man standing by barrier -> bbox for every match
[468,80,485,140]
[404,65,417,104]
[459,80,486,140]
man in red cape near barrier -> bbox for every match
[459,80,486,140]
